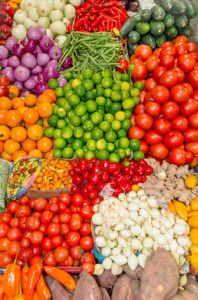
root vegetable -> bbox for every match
[112,275,139,300]
[100,288,111,300]
[45,276,73,300]
[179,290,198,300]
[123,265,144,280]
[96,270,117,289]
[185,276,198,297]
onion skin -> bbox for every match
[12,43,25,58]
[63,56,73,69]
[37,52,50,66]
[21,53,37,69]
[14,66,30,82]
[27,26,42,41]
[43,66,59,81]
[34,81,48,95]
[5,37,18,51]
[0,46,9,60]
[8,56,20,68]
[39,35,53,52]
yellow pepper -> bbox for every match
[131,184,141,192]
[188,211,198,217]
[188,216,198,228]
[168,201,176,213]
[173,200,188,221]
[190,255,198,271]
[190,244,198,255]
[191,197,198,211]
[185,174,197,189]
[190,228,198,245]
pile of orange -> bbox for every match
[0,85,56,161]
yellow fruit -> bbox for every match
[173,200,188,221]
[168,201,176,214]
[190,228,198,244]
[190,244,198,255]
[190,255,198,271]
[131,185,141,192]
[188,211,198,217]
[191,197,198,211]
[188,216,198,228]
[186,205,191,212]
[185,174,197,189]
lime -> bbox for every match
[91,112,103,125]
[64,72,73,81]
[92,128,103,140]
[129,139,141,151]
[110,102,121,113]
[84,132,92,142]
[71,79,81,88]
[95,150,110,160]
[93,73,102,84]
[82,69,93,79]
[105,130,117,142]
[57,108,66,118]
[68,110,75,119]
[107,143,115,152]
[117,129,127,138]
[104,113,114,123]
[61,127,73,139]
[121,73,130,81]
[74,127,84,138]
[48,115,59,128]
[65,90,74,99]
[115,111,126,121]
[74,84,86,97]
[53,105,59,115]
[87,139,96,151]
[96,97,106,106]
[85,90,96,100]
[57,98,66,108]
[83,120,94,132]
[111,91,121,102]
[53,149,62,158]
[75,104,87,116]
[62,147,73,159]
[81,113,90,124]
[83,146,87,153]
[102,69,113,78]
[84,151,95,160]
[73,139,83,150]
[63,84,72,93]
[106,98,113,110]
[104,89,112,98]
[83,79,94,91]
[122,119,131,131]
[121,81,131,91]
[115,71,122,81]
[69,94,80,106]
[99,121,111,132]
[53,129,62,139]
[109,153,120,162]
[37,119,43,126]
[133,96,139,105]
[133,150,145,161]
[63,101,71,112]
[55,87,64,97]
[125,147,131,156]
[57,119,67,129]
[48,78,58,89]
[124,110,132,119]
[102,77,114,88]
[112,120,121,131]
[77,74,83,81]
[96,138,107,150]
[115,140,119,148]
[44,127,54,138]
[134,81,144,90]
[75,149,84,158]
[130,88,140,97]
[71,116,81,127]
[122,98,135,110]
[96,87,105,97]
[119,137,129,149]
[116,148,126,159]
[85,100,97,113]
[54,137,66,149]
[121,91,130,100]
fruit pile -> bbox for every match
[47,69,144,162]
[129,37,198,166]
[0,85,55,161]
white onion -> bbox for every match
[50,10,63,22]
[69,0,81,6]
[28,9,39,22]
[24,18,37,29]
[50,20,66,35]
[53,0,65,10]
[23,0,37,11]
[64,4,76,19]
[12,25,27,41]
[14,10,27,24]
[55,35,67,48]
[38,17,50,29]
[37,2,51,16]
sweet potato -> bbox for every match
[139,248,179,300]
[123,265,144,279]
[45,276,73,300]
[185,276,198,297]
[111,275,140,300]
[179,290,198,300]
[100,288,111,300]
[169,294,184,300]
[96,270,117,289]
[73,271,102,300]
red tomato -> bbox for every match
[19,196,29,204]
[29,256,42,266]
[175,43,188,56]
[146,55,159,71]
[153,66,167,82]
[169,148,187,166]
[44,253,56,266]
[69,218,81,231]
[145,101,161,118]
[64,255,73,267]
[59,212,71,224]
[129,57,144,66]
[7,241,20,257]
[192,90,198,100]
[15,205,31,217]
[150,143,169,160]
[26,217,40,231]
[185,142,198,155]
[180,98,198,117]
[135,113,153,130]
[187,42,197,52]
[132,65,148,81]
[159,70,178,88]
[70,245,82,260]
[54,246,69,263]
[160,55,174,69]
[153,48,162,57]
[82,262,95,274]
[0,75,10,86]
[30,231,43,245]
[7,201,20,214]
[72,193,84,207]
[51,235,63,248]
[1,212,12,224]
[189,113,198,128]
[0,86,9,97]
[151,86,169,104]
[0,237,10,251]
[18,217,27,230]
[10,218,19,227]
[128,126,145,139]
[80,223,91,236]
[41,211,53,224]
[49,197,58,203]
[80,206,93,219]
[185,151,194,164]
[178,54,196,72]
[174,35,188,44]
[172,116,188,131]
[140,140,149,154]
[117,58,129,73]
[81,252,95,264]
[7,227,22,241]
[139,90,146,103]
[184,128,198,142]
[21,237,31,249]
[134,103,145,115]
[42,237,53,251]
[144,78,157,91]
[154,118,171,135]
[173,67,185,83]
[80,236,94,251]
[161,101,179,120]
[46,223,60,237]
[188,70,198,89]
[49,202,59,213]
[164,130,184,149]
[170,84,189,103]
[135,44,152,61]
[61,223,70,236]
[58,192,71,206]
[160,46,176,57]
[0,253,12,267]
[144,92,154,103]
[144,130,162,145]
[34,198,48,212]
[66,231,80,246]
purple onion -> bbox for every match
[0,46,9,60]
[34,81,48,95]
[33,45,42,55]
[12,43,25,58]
[27,26,42,41]
[47,60,58,68]
[2,67,15,83]
[24,40,37,53]
[43,66,59,81]
[38,26,46,36]
[8,56,20,68]
[63,56,73,69]
[20,38,27,46]
[37,52,50,66]
[21,53,37,69]
[32,75,38,82]
[24,77,37,89]
[14,81,23,90]
[31,65,42,75]
[49,46,62,60]
[5,37,18,51]
[1,59,8,68]
[39,35,53,52]
[14,66,30,82]
[58,78,68,87]
[38,73,44,82]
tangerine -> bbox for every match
[29,149,43,158]
[0,141,4,154]
[44,149,54,159]
[37,137,52,153]
[0,109,7,125]
[37,102,53,118]
[1,151,12,161]
[0,125,10,141]
[22,138,36,152]
[13,150,27,161]
[43,89,56,103]
[23,108,39,125]
[9,85,19,98]
[10,126,27,142]
[5,110,22,127]
[0,97,12,110]
[12,98,24,110]
[4,139,20,155]
[24,94,37,107]
[27,124,43,141]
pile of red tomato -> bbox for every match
[129,36,198,166]
[0,193,96,274]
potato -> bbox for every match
[169,294,184,300]
[139,248,179,300]
[112,275,140,300]
[100,288,111,300]
[179,290,198,300]
[73,271,102,300]
[185,275,198,297]
[123,265,144,280]
[45,276,73,300]
[96,270,117,289]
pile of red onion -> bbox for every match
[0,26,64,94]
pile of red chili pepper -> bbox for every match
[0,2,14,45]
[72,0,128,32]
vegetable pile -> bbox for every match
[129,38,198,165]
[0,2,14,45]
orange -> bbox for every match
[37,102,53,118]
[37,137,52,153]
[22,138,37,152]
[0,141,4,154]
[43,89,56,103]
[0,109,7,125]
[38,94,52,104]
[1,151,12,161]
[9,85,19,98]
[12,98,24,110]
[0,97,12,110]
[29,149,42,158]
[18,107,28,115]
[4,139,20,155]
[13,150,27,161]
[5,110,22,128]
[0,125,10,141]
[23,108,39,125]
[44,149,54,160]
[24,94,37,107]
[27,124,43,141]
[190,228,198,245]
[10,127,27,142]
[191,197,198,211]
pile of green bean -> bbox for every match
[58,31,127,76]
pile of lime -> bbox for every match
[46,68,144,162]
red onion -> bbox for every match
[27,26,42,41]
[49,46,62,60]
[24,40,37,53]
[8,56,20,68]
[47,60,58,68]
[39,35,53,52]
[14,81,23,90]
[33,45,42,55]
[24,77,37,89]
[0,46,9,60]
[58,78,68,87]
[31,65,42,75]
[38,73,44,82]
[12,43,25,58]
[38,26,46,36]
[14,66,30,82]
[1,59,8,68]
[63,56,73,69]
[21,53,37,69]
[5,37,18,51]
[34,81,48,95]
[32,75,38,82]
[2,67,15,83]
[37,53,50,66]
[43,66,59,81]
